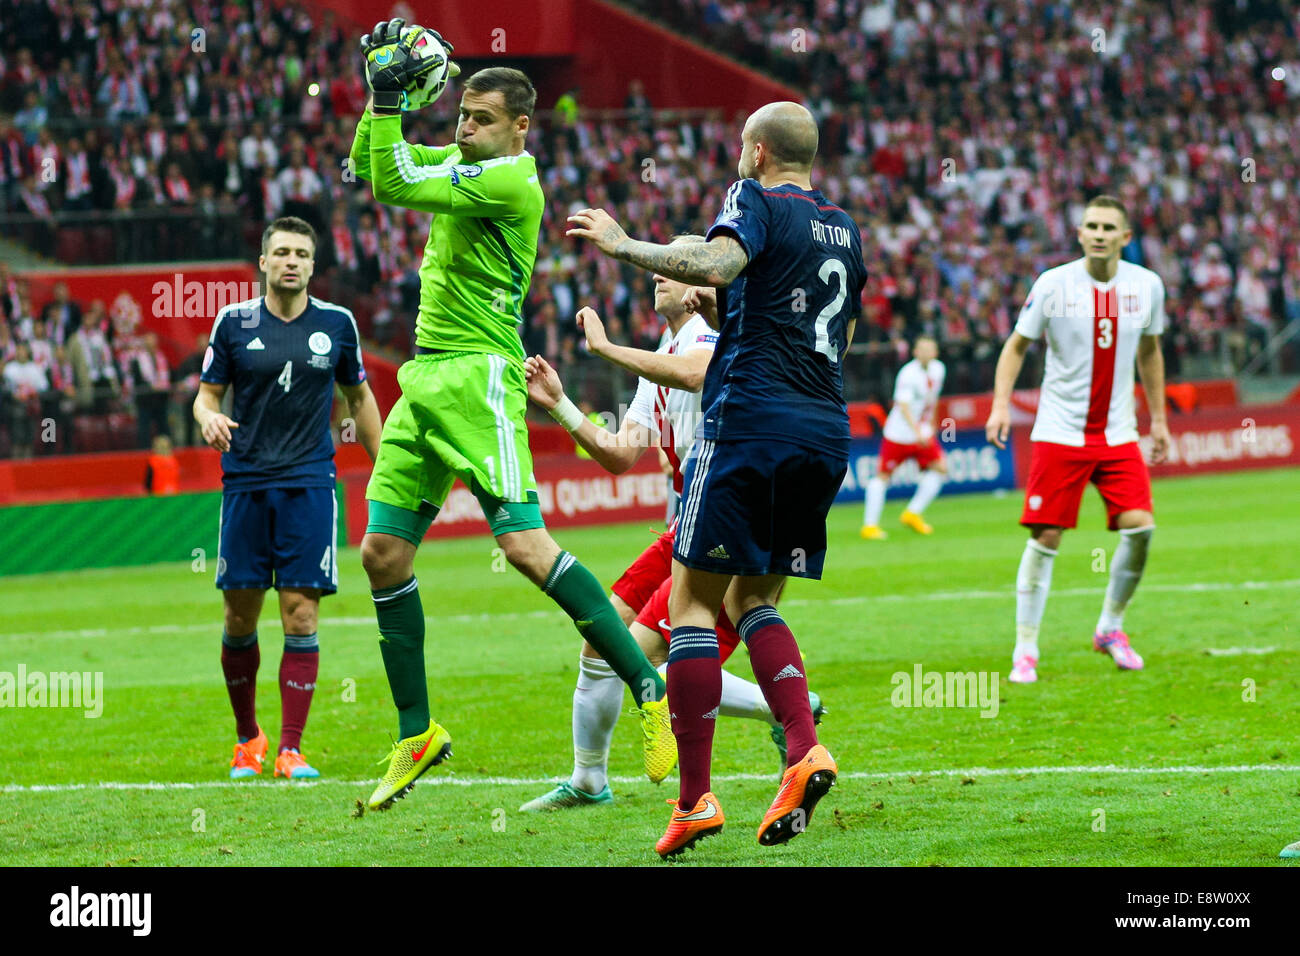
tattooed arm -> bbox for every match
[566,208,749,287]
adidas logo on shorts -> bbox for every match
[707,544,730,559]
[702,706,719,719]
[772,663,804,682]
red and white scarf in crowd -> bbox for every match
[65,151,91,198]
[164,175,191,204]
[331,224,357,270]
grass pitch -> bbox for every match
[2,468,1298,866]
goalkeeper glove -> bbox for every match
[362,21,457,114]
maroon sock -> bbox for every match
[666,627,722,810]
[278,633,319,753]
[739,607,817,767]
[220,632,260,741]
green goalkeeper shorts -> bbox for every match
[366,351,543,543]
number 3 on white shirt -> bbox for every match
[277,360,293,392]
[1097,318,1114,349]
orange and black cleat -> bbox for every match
[656,791,725,859]
[757,744,837,846]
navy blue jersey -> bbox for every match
[702,179,867,454]
[201,295,366,491]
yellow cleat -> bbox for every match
[859,525,888,540]
[636,696,678,784]
[899,510,933,535]
[364,719,452,812]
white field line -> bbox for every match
[5,578,1298,643]
[6,763,1300,795]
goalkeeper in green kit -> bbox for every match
[350,19,675,812]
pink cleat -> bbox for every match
[1094,630,1144,670]
[1008,655,1038,683]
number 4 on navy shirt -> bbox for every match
[200,295,367,490]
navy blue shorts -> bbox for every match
[217,486,339,594]
[673,438,848,579]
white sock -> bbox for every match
[1097,526,1154,634]
[657,662,775,724]
[720,667,776,724]
[1015,538,1057,661]
[864,475,888,527]
[906,470,944,515]
[571,654,622,794]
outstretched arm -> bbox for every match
[566,208,748,287]
[524,355,652,474]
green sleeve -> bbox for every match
[369,114,529,215]
[349,110,457,184]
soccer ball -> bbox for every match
[399,27,455,112]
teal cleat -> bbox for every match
[770,691,827,769]
[519,781,613,812]
[274,748,320,780]
[1281,840,1300,859]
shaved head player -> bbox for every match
[568,100,867,857]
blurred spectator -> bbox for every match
[67,305,119,412]
[119,332,171,449]
[3,341,47,457]
[275,148,323,227]
[171,333,210,447]
[13,90,46,145]
[61,138,94,211]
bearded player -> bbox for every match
[986,195,1170,684]
[349,20,673,813]
[518,267,825,812]
[861,335,947,539]
[195,216,382,780]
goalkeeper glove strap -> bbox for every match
[372,90,403,114]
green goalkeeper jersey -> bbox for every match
[349,111,544,363]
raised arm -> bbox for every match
[577,307,710,392]
[368,116,514,213]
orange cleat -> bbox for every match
[229,727,268,779]
[655,791,725,859]
[757,744,837,846]
[274,748,320,779]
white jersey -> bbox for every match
[626,314,718,491]
[1015,257,1165,447]
[882,358,946,444]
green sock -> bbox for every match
[372,576,430,739]
[543,552,666,704]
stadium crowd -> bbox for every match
[1,0,1298,456]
